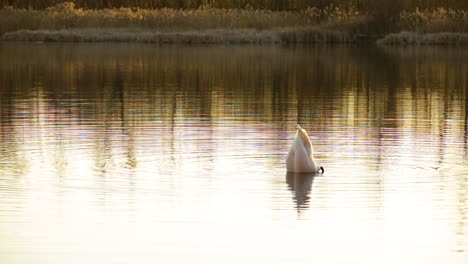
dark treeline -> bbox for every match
[0,0,467,11]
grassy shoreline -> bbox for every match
[1,28,354,44]
[377,32,468,46]
[1,3,467,45]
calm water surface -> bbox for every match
[0,43,467,263]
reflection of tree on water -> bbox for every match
[285,172,316,212]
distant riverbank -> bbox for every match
[1,2,467,45]
[1,28,355,44]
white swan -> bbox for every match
[286,125,324,173]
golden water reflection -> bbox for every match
[0,43,467,263]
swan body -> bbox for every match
[286,125,324,173]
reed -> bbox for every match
[377,8,468,46]
[0,2,363,35]
[400,7,468,33]
[1,28,353,44]
[377,31,468,46]
[1,2,467,45]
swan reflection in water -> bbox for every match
[285,172,317,212]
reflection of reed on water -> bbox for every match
[0,43,467,263]
[0,44,466,174]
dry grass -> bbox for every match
[0,3,360,33]
[0,3,467,45]
[0,2,363,39]
[377,31,468,46]
[400,7,468,33]
[1,28,353,44]
[377,7,468,46]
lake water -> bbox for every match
[0,43,467,263]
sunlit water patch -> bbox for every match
[0,43,467,263]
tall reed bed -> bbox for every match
[400,7,468,33]
[378,8,468,46]
[0,2,364,35]
[1,2,468,45]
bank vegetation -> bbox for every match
[0,1,467,45]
